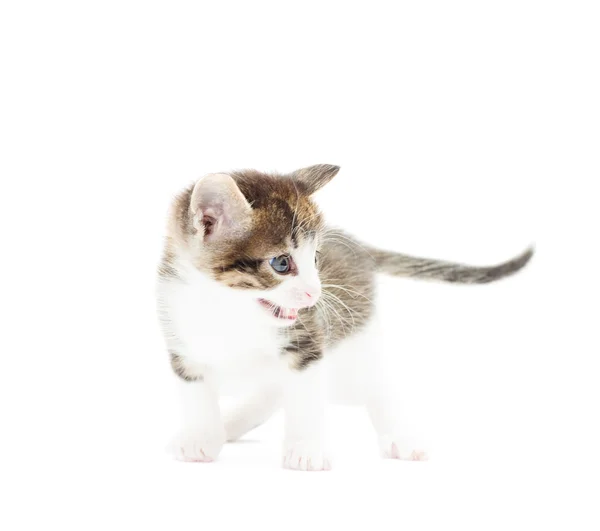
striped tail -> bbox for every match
[371,246,534,284]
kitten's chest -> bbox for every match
[162,279,285,370]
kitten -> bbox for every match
[156,164,533,470]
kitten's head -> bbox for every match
[175,164,339,327]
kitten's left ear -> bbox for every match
[290,164,340,195]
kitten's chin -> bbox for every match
[257,298,299,326]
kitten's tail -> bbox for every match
[371,246,534,284]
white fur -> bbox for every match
[157,242,426,469]
[263,237,321,311]
[169,378,225,462]
[281,362,330,471]
[223,385,281,442]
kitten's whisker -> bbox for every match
[321,290,359,313]
[317,298,348,338]
[290,177,300,241]
[323,229,376,259]
[321,284,374,303]
[321,292,357,328]
[319,295,354,335]
[322,236,358,256]
[315,301,332,339]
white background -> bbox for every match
[1,1,598,529]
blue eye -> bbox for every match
[270,255,291,274]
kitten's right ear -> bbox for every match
[290,164,340,195]
[190,173,252,241]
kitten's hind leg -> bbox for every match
[223,386,281,442]
[366,388,429,461]
[361,322,429,461]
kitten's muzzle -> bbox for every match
[298,286,321,307]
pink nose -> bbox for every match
[302,289,321,306]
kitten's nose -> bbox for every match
[302,287,321,306]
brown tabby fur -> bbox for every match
[159,165,532,372]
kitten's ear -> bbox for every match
[290,164,340,195]
[190,173,252,241]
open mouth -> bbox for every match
[258,299,299,321]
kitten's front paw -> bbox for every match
[378,435,429,461]
[282,441,332,471]
[169,430,225,463]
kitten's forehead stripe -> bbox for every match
[231,170,323,238]
[220,258,263,274]
[198,169,325,290]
